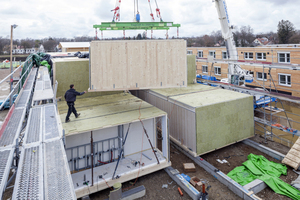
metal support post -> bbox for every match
[177,27,179,38]
[10,25,14,107]
[263,65,267,143]
[101,30,103,40]
[91,131,94,186]
[15,138,19,167]
[151,28,153,39]
[123,29,125,39]
[62,129,66,148]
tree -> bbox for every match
[289,30,300,44]
[43,37,57,52]
[233,32,239,47]
[21,40,31,52]
[239,26,255,47]
[277,20,295,44]
[202,35,214,47]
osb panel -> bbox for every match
[90,40,187,91]
[53,59,120,100]
[187,55,196,84]
[196,95,254,155]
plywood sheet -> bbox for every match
[89,40,187,91]
[52,59,120,100]
[282,137,300,169]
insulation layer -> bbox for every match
[187,55,196,84]
[52,59,120,100]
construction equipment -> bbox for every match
[213,0,253,85]
[112,0,121,22]
[112,0,163,22]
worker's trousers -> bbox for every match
[66,102,78,121]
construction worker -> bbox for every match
[136,11,140,22]
[64,84,86,123]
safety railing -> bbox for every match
[0,55,34,111]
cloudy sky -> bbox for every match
[1,0,300,40]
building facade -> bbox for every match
[187,45,300,97]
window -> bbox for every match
[187,50,193,55]
[214,66,221,76]
[256,72,267,81]
[202,65,208,73]
[209,51,216,58]
[222,51,227,59]
[256,53,266,60]
[244,52,253,60]
[278,74,291,86]
[278,53,290,63]
[197,50,203,58]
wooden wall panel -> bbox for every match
[52,59,120,100]
[90,40,187,91]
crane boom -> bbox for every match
[213,0,253,85]
[214,0,237,60]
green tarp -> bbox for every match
[228,154,300,200]
[40,60,51,72]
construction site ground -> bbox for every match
[87,134,294,200]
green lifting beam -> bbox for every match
[93,22,181,39]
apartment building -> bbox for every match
[187,45,300,97]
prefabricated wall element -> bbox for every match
[89,40,187,91]
[136,84,254,156]
[52,58,120,100]
[282,137,300,169]
[187,55,196,84]
[57,93,170,198]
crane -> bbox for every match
[213,0,253,85]
[112,0,163,22]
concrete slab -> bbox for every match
[243,179,267,194]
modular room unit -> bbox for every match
[89,40,187,91]
[57,93,170,198]
[135,84,254,157]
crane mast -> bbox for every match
[213,0,253,85]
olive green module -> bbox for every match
[136,84,254,156]
[52,58,120,100]
[187,55,196,84]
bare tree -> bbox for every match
[289,30,300,44]
[42,37,57,52]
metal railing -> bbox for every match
[66,136,121,172]
[0,55,34,111]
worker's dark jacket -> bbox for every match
[64,89,84,103]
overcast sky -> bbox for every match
[1,0,300,40]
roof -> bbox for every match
[151,84,251,108]
[57,93,166,136]
[59,42,90,48]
